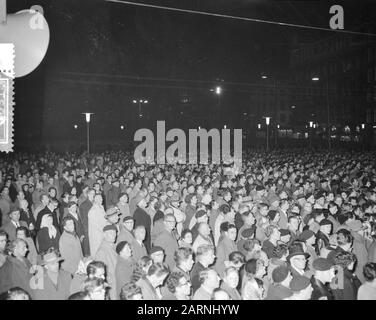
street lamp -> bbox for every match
[82,113,94,154]
[133,99,149,117]
[73,124,78,129]
[258,123,261,130]
[263,117,271,151]
[361,123,365,129]
[120,125,124,130]
[309,121,314,148]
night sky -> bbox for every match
[6,0,376,150]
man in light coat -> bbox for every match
[95,224,118,300]
[59,216,83,275]
[88,194,108,256]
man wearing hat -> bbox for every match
[150,246,165,265]
[183,194,197,230]
[105,206,121,233]
[287,244,312,279]
[279,229,291,245]
[33,248,72,300]
[316,218,333,256]
[288,276,313,300]
[133,192,152,252]
[311,257,336,300]
[115,241,136,299]
[107,179,121,208]
[117,192,130,222]
[265,265,293,300]
[117,216,135,245]
[95,224,118,300]
[299,229,317,270]
[237,227,255,256]
[154,214,179,270]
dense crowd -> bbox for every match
[0,150,376,300]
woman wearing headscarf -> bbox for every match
[37,214,60,253]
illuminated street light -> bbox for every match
[291,105,296,109]
[215,86,222,95]
[312,77,319,81]
[120,125,124,130]
[277,124,280,129]
[224,125,227,129]
[74,124,78,129]
[82,113,94,154]
[258,123,261,129]
[263,117,271,151]
[361,123,365,129]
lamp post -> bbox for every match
[82,113,94,154]
[215,86,222,127]
[276,124,280,149]
[133,99,148,118]
[263,117,271,151]
[309,121,313,148]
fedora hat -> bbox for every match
[41,251,64,266]
[286,246,310,261]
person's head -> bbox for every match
[288,247,308,271]
[223,266,239,289]
[334,251,357,271]
[120,283,143,300]
[336,229,353,251]
[198,223,211,238]
[196,244,216,267]
[279,229,291,244]
[103,225,117,243]
[164,213,176,232]
[116,241,132,259]
[48,187,57,199]
[122,216,134,231]
[312,258,336,284]
[199,268,220,290]
[174,247,194,272]
[272,265,292,287]
[42,248,62,273]
[221,222,237,241]
[9,210,20,223]
[319,219,333,235]
[68,291,90,300]
[265,225,280,242]
[87,261,106,280]
[166,271,192,298]
[87,188,96,201]
[62,216,75,234]
[10,239,28,258]
[363,263,376,283]
[289,276,313,300]
[83,278,107,300]
[0,230,7,252]
[272,243,289,261]
[212,288,230,300]
[227,251,245,270]
[245,258,266,279]
[3,287,31,300]
[299,229,316,247]
[16,226,29,240]
[180,229,193,245]
[150,246,165,264]
[146,262,170,288]
[288,215,300,232]
[134,225,146,241]
[259,203,269,217]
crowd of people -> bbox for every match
[0,149,376,300]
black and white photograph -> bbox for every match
[0,0,376,304]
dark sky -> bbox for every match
[6,0,376,149]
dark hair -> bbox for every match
[0,230,7,239]
[83,278,106,294]
[334,251,357,269]
[166,271,187,293]
[86,261,106,277]
[16,226,29,238]
[273,243,289,259]
[120,282,142,300]
[68,291,89,300]
[131,256,153,282]
[147,262,169,278]
[336,229,353,246]
[61,215,74,228]
[228,251,245,265]
[174,247,193,266]
[244,259,258,275]
[363,263,376,282]
[181,229,192,239]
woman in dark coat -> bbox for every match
[332,251,361,300]
[37,214,60,253]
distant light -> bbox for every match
[373,125,376,129]
[312,77,319,81]
[243,112,247,116]
[309,121,313,128]
[277,124,280,129]
[139,114,143,118]
[313,123,316,129]
[82,113,93,123]
[144,100,148,104]
[224,125,227,129]
[198,126,201,130]
[140,99,143,103]
[291,105,296,109]
[258,124,261,129]
[120,125,124,130]
[261,75,267,79]
[264,117,271,125]
[215,86,222,95]
[361,123,365,129]
[74,125,78,129]
[132,100,137,104]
